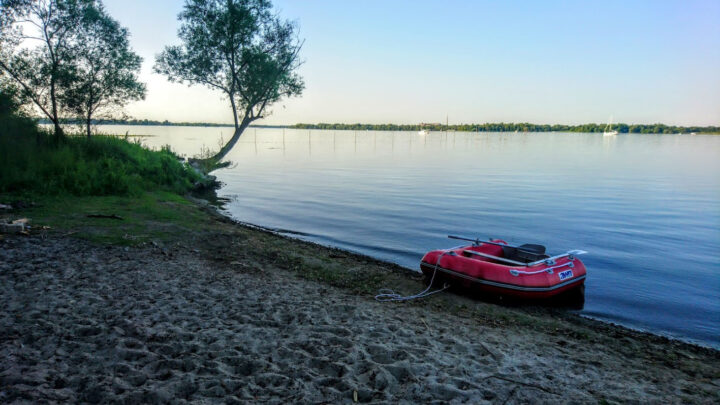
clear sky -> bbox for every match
[103,0,720,126]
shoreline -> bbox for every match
[204,199,718,351]
[2,193,718,402]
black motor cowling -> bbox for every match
[502,244,549,263]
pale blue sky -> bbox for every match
[104,0,720,126]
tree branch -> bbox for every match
[0,59,54,121]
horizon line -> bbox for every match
[37,117,720,128]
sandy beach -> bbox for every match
[1,207,718,404]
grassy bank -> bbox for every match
[0,132,201,197]
[0,90,213,246]
[6,192,209,245]
[0,90,201,198]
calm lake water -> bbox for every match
[99,125,720,348]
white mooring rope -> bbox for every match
[375,249,457,302]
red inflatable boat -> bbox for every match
[420,236,587,299]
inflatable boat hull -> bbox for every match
[420,240,587,299]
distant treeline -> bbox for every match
[36,118,287,129]
[35,118,720,134]
[294,122,720,134]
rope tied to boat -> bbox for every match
[374,249,455,302]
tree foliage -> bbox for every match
[60,3,145,137]
[0,85,39,138]
[154,0,303,161]
[0,0,144,138]
[1,0,96,137]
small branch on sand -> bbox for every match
[478,342,501,362]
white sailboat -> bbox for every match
[603,116,618,136]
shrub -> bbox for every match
[0,93,202,196]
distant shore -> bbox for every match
[1,192,718,403]
[293,122,720,134]
[37,118,720,134]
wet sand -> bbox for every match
[1,227,719,403]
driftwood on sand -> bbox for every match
[86,214,124,220]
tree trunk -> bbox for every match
[86,116,92,138]
[50,75,62,140]
[229,94,239,129]
[211,117,251,162]
[51,118,64,140]
[54,120,63,138]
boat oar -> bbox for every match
[447,235,519,248]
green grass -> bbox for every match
[6,191,211,245]
[295,258,388,294]
[0,90,212,245]
[0,131,202,196]
[0,91,202,198]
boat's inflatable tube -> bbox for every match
[420,240,587,299]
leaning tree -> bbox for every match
[154,0,304,163]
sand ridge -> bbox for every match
[1,235,718,403]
